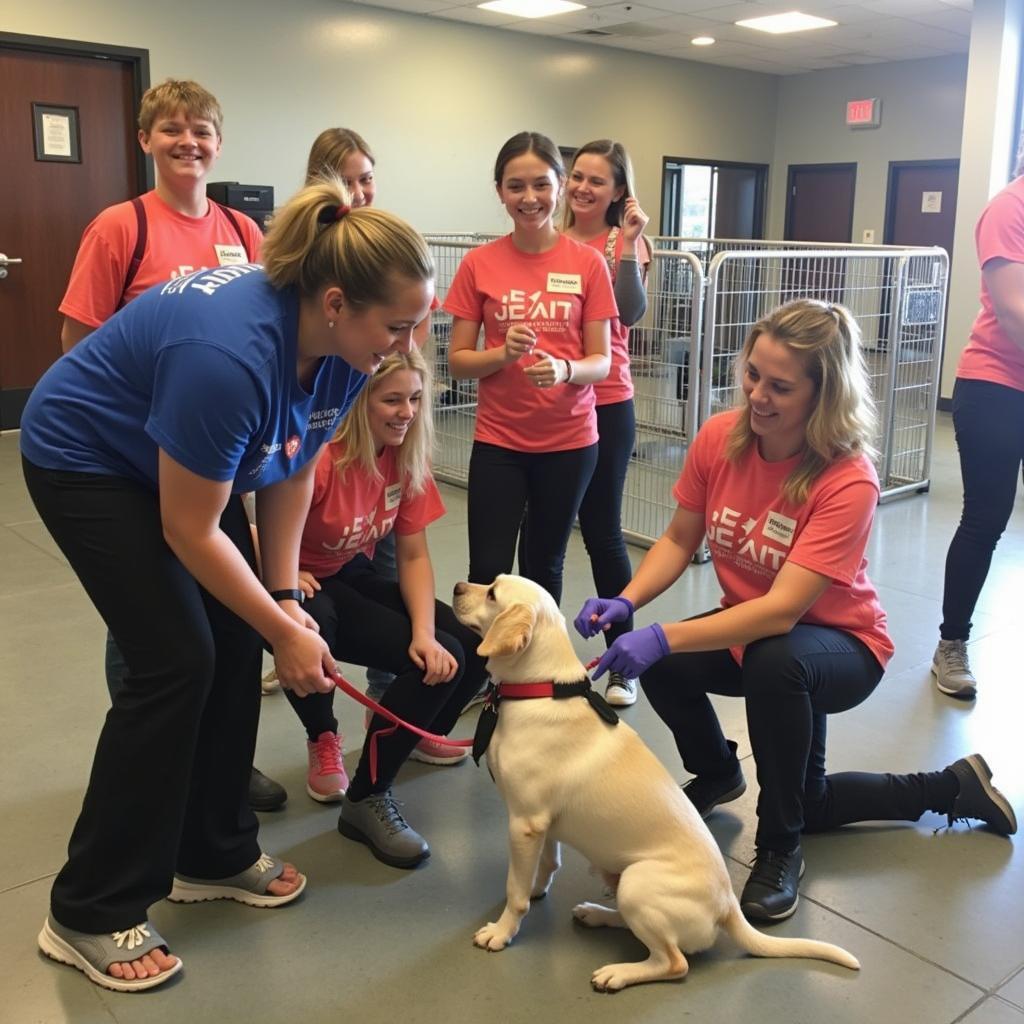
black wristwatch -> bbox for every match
[269,588,305,605]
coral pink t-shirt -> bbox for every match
[299,440,446,579]
[958,175,1024,393]
[60,190,263,327]
[673,411,893,669]
[443,234,618,452]
[581,228,650,406]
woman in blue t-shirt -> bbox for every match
[21,177,434,992]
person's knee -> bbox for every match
[742,637,805,698]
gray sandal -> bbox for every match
[169,852,306,908]
[38,916,182,992]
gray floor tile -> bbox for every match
[957,997,1024,1023]
[1000,968,1024,1011]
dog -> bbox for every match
[452,574,859,992]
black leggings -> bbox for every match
[467,440,597,605]
[640,616,956,852]
[284,555,487,800]
[576,400,636,644]
[941,377,1024,640]
[23,457,262,933]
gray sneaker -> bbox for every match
[604,672,637,707]
[932,639,977,699]
[338,790,430,868]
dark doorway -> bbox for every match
[660,158,768,239]
[0,33,149,428]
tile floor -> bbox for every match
[1,414,1022,1024]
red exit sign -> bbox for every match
[846,97,881,128]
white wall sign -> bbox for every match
[921,191,943,214]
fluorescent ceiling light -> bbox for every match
[735,10,837,33]
[691,36,715,45]
[478,0,585,17]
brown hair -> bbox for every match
[493,131,565,186]
[725,298,877,505]
[563,139,637,230]
[305,128,375,185]
[260,175,433,303]
[138,79,223,136]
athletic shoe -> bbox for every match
[680,740,746,818]
[408,735,469,766]
[945,754,1017,835]
[740,846,805,922]
[338,790,430,868]
[604,672,637,707]
[931,639,977,699]
[248,767,287,812]
[306,731,349,803]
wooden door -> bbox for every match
[884,160,959,254]
[0,39,143,427]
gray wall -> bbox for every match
[769,56,968,243]
[3,0,779,233]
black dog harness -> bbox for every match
[471,679,619,764]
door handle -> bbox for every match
[0,253,23,280]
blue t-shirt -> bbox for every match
[21,265,367,492]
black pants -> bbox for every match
[283,555,487,800]
[577,399,636,644]
[23,458,262,933]
[467,440,597,604]
[640,616,956,852]
[941,377,1024,640]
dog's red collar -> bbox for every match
[495,681,585,699]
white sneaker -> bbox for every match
[931,639,977,699]
[604,672,638,707]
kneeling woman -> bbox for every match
[576,299,1016,923]
[285,347,486,868]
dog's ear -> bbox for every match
[478,602,536,659]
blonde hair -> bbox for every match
[331,347,434,495]
[260,175,433,302]
[305,128,375,185]
[725,298,877,506]
[138,79,223,136]
[562,139,637,231]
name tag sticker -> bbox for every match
[547,272,582,295]
[385,484,402,511]
[215,244,247,266]
[763,510,797,547]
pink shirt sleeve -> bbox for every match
[581,249,618,324]
[672,417,719,512]
[976,189,1024,268]
[59,204,134,327]
[443,250,483,322]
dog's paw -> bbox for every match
[474,922,514,951]
[591,964,630,992]
[573,902,619,928]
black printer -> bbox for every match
[206,182,274,231]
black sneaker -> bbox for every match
[945,754,1017,836]
[740,846,805,922]
[248,766,287,812]
[681,741,746,819]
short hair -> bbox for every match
[260,175,433,304]
[331,347,434,495]
[563,139,637,230]
[493,131,565,186]
[725,298,877,506]
[305,128,375,186]
[138,79,223,136]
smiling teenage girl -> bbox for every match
[576,299,1016,923]
[22,177,433,991]
[445,131,616,604]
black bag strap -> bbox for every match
[118,196,148,309]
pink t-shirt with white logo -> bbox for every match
[673,411,893,669]
[299,440,446,579]
[443,234,618,452]
[958,175,1024,393]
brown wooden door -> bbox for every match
[0,43,141,427]
[884,160,959,255]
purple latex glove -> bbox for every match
[573,596,635,638]
[592,624,670,680]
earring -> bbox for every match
[328,320,335,329]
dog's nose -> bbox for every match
[454,582,468,595]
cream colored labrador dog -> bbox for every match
[452,574,859,992]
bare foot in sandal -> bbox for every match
[267,862,302,897]
[108,947,179,981]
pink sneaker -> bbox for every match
[306,731,349,802]
[408,735,469,766]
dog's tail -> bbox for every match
[722,902,860,971]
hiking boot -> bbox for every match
[604,672,638,707]
[338,790,430,868]
[740,846,805,922]
[681,741,746,818]
[248,767,287,812]
[945,754,1017,836]
[408,735,469,766]
[306,731,349,803]
[932,639,977,699]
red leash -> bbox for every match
[323,657,602,784]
